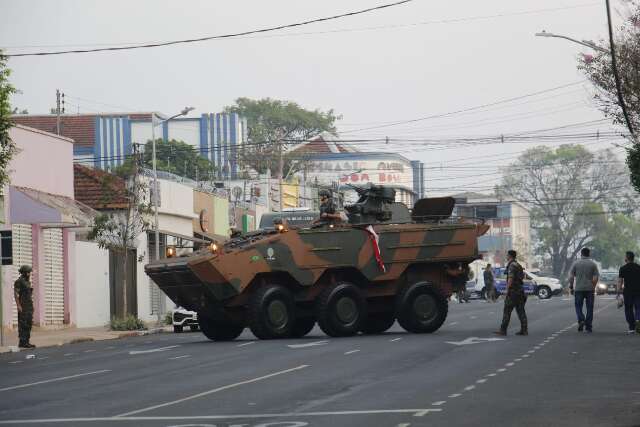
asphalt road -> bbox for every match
[1,295,638,427]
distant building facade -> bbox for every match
[12,112,247,179]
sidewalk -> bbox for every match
[0,325,171,353]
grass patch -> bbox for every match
[110,315,146,331]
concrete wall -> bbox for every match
[74,241,110,327]
[9,125,74,198]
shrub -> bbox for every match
[110,315,146,331]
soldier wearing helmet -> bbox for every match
[14,265,36,348]
[313,189,342,226]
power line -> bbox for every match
[4,0,413,57]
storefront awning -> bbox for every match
[9,186,97,228]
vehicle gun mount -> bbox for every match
[344,184,396,225]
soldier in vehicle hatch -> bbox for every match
[312,190,343,226]
[494,250,528,336]
[14,265,36,349]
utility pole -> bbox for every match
[55,89,61,135]
[151,113,160,262]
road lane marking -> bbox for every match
[287,341,328,349]
[105,346,115,350]
[63,353,74,357]
[486,373,497,377]
[168,355,190,360]
[397,424,411,427]
[506,362,515,367]
[390,338,402,342]
[514,358,522,362]
[0,410,439,424]
[431,401,446,406]
[413,409,442,417]
[497,368,506,372]
[476,379,487,384]
[446,337,504,346]
[237,342,255,347]
[522,355,530,358]
[464,385,475,391]
[448,393,462,398]
[84,350,95,353]
[115,365,310,417]
[8,361,23,364]
[129,345,180,355]
[344,350,360,355]
[448,322,459,326]
[0,370,111,392]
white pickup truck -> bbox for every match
[467,261,563,299]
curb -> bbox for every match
[116,327,168,338]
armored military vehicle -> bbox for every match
[145,185,489,341]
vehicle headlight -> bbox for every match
[598,283,607,289]
[209,242,218,254]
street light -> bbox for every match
[535,30,609,53]
[151,106,195,262]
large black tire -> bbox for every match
[291,317,316,338]
[537,286,551,300]
[248,285,296,339]
[396,282,448,333]
[198,315,244,341]
[316,282,367,337]
[361,312,395,334]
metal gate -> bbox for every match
[43,228,64,325]
[11,224,33,326]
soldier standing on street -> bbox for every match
[313,190,343,226]
[494,250,528,336]
[484,264,496,303]
[14,265,36,348]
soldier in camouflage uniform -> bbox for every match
[494,250,528,336]
[313,190,342,226]
[14,265,36,348]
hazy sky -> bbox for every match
[1,0,631,195]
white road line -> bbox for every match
[522,355,530,358]
[8,361,23,364]
[413,409,442,417]
[63,353,74,357]
[344,350,360,355]
[486,373,497,377]
[287,341,328,349]
[506,362,515,367]
[84,350,95,353]
[390,338,402,342]
[169,355,190,360]
[237,342,255,347]
[448,393,462,398]
[514,359,522,362]
[497,368,507,372]
[0,410,439,424]
[0,370,111,392]
[115,365,310,417]
[448,322,459,326]
[431,401,446,406]
[464,385,476,391]
[528,350,536,353]
[476,379,487,384]
[129,345,180,355]
[397,424,411,427]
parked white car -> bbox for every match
[526,271,562,299]
[467,261,562,299]
[171,307,198,333]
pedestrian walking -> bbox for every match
[446,263,470,303]
[494,250,528,336]
[617,251,640,334]
[484,264,496,302]
[14,265,36,349]
[568,247,599,333]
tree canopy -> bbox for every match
[0,51,17,195]
[117,139,216,182]
[578,0,640,192]
[498,144,637,280]
[223,98,340,175]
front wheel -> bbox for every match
[537,286,551,300]
[198,315,244,341]
[317,282,367,337]
[248,285,296,339]
[396,282,448,333]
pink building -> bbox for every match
[1,125,94,330]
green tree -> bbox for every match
[118,139,216,182]
[0,51,18,195]
[590,213,640,269]
[578,1,640,192]
[498,144,636,281]
[223,98,340,176]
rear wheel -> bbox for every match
[198,315,244,341]
[317,282,366,337]
[361,312,395,334]
[537,286,551,300]
[396,282,448,333]
[248,285,296,339]
[291,317,316,338]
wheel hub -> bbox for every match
[413,294,437,322]
[267,300,288,330]
[336,296,358,324]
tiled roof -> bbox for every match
[289,131,360,155]
[74,164,129,210]
[11,115,95,148]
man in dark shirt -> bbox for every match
[483,264,496,303]
[14,265,36,348]
[618,251,640,333]
[494,250,527,336]
[313,190,342,226]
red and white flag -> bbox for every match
[365,225,386,273]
